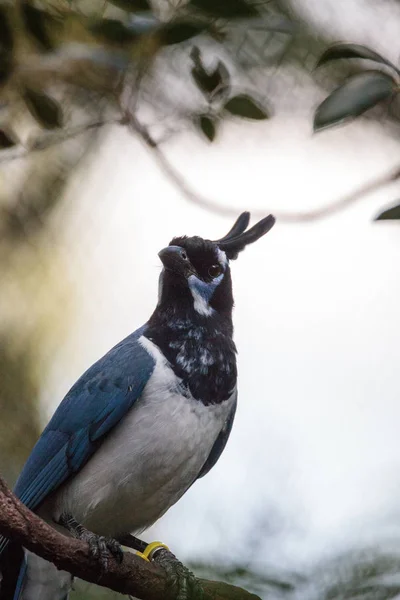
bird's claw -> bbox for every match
[151,547,204,600]
[84,533,124,570]
[58,512,123,570]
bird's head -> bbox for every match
[156,212,275,319]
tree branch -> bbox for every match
[0,118,123,165]
[127,115,400,223]
[0,475,260,600]
[3,108,395,224]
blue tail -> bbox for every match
[0,537,72,600]
[0,540,26,600]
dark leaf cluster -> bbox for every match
[190,46,268,142]
[315,42,400,221]
[314,43,399,131]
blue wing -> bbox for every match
[13,325,154,512]
[196,390,237,479]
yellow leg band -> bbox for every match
[141,541,170,561]
[136,551,150,562]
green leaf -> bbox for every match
[0,7,13,85]
[375,203,400,220]
[190,0,258,19]
[316,43,399,74]
[21,3,55,51]
[23,88,63,129]
[107,0,151,11]
[0,8,13,51]
[224,94,269,120]
[192,62,230,97]
[160,22,204,45]
[191,47,230,98]
[198,115,216,141]
[0,129,17,149]
[314,71,396,132]
[89,19,140,45]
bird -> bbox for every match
[0,211,275,600]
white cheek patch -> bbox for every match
[191,288,213,317]
[188,273,223,317]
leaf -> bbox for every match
[0,8,13,51]
[224,94,269,120]
[375,203,400,220]
[190,0,259,19]
[21,3,55,51]
[160,22,204,45]
[108,0,151,11]
[191,47,230,98]
[23,88,63,129]
[316,43,399,74]
[0,129,17,149]
[89,19,140,45]
[198,115,216,141]
[0,7,13,85]
[314,71,396,132]
[193,62,230,97]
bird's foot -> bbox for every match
[58,512,123,570]
[139,543,203,600]
[83,533,123,570]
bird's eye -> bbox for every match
[181,250,188,260]
[208,264,222,278]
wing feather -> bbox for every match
[13,326,154,513]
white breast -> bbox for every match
[52,336,235,537]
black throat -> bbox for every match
[145,303,237,406]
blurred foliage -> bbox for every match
[1,0,398,160]
[0,333,41,485]
[189,562,300,599]
[314,70,396,132]
[375,202,400,220]
[308,548,400,600]
[73,580,121,599]
[66,548,400,598]
[314,42,400,131]
[0,0,290,151]
[313,40,400,217]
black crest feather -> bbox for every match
[215,212,250,243]
[215,213,275,260]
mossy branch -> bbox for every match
[0,475,260,600]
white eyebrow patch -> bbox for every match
[217,248,228,266]
[157,270,164,305]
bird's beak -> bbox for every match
[158,246,191,277]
